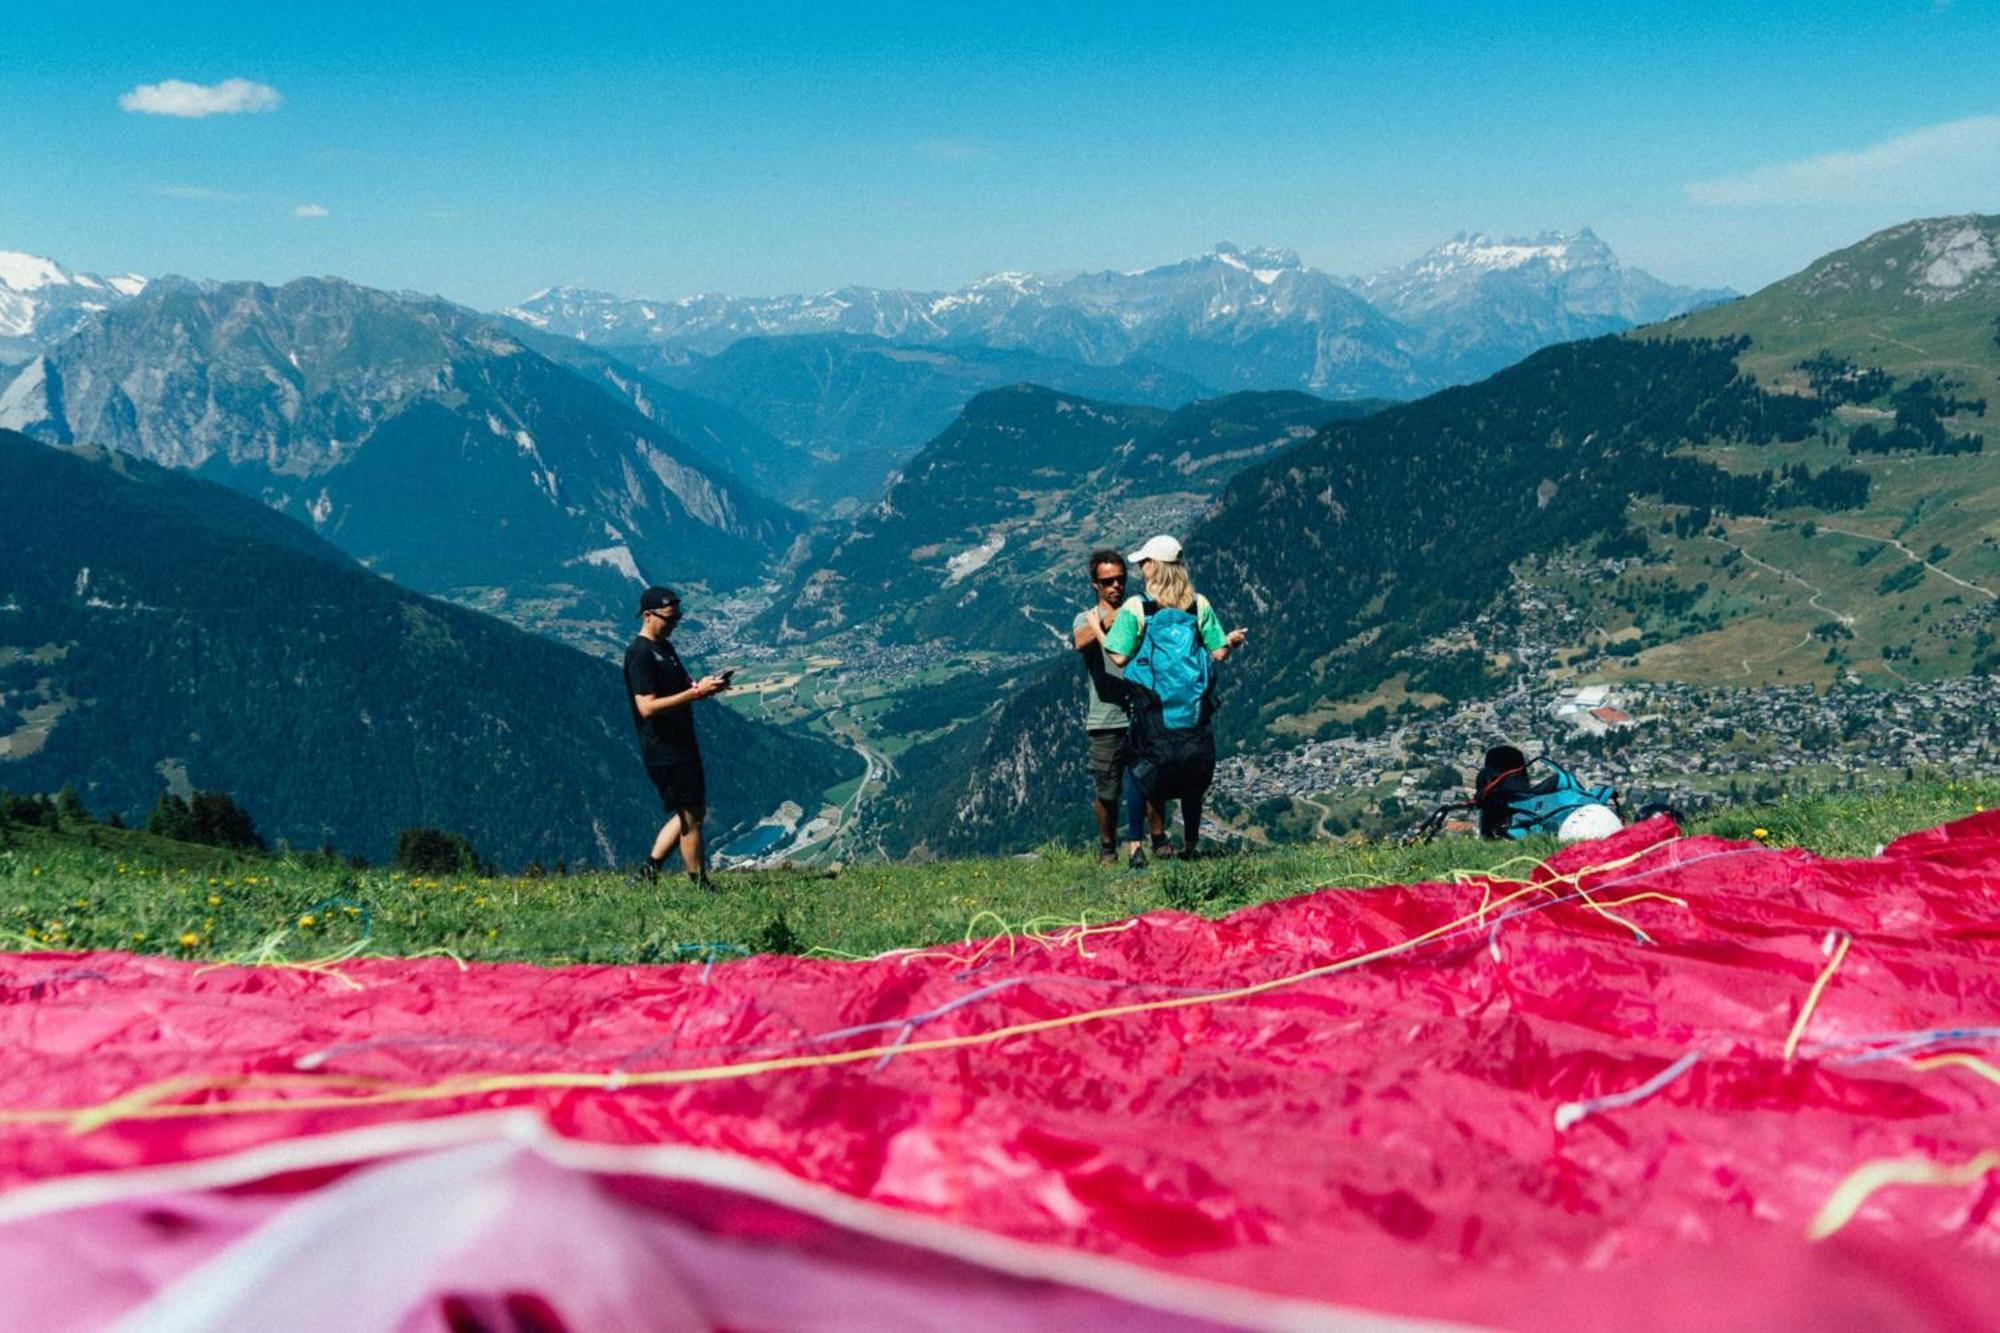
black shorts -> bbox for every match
[645,754,707,814]
[1087,729,1128,804]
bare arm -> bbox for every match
[634,675,728,717]
[1072,608,1113,651]
[1209,628,1249,663]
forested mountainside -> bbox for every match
[765,386,1380,651]
[0,432,854,867]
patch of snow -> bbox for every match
[485,412,508,436]
[307,489,333,525]
[580,544,643,582]
[514,429,537,453]
[1252,268,1283,284]
[944,533,1005,585]
[1413,233,1583,277]
[107,274,148,297]
[73,567,89,597]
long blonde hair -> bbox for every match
[1143,558,1196,612]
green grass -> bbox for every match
[1,780,1993,968]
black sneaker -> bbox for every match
[1151,836,1175,859]
[627,861,662,885]
[1096,844,1117,866]
[1178,846,1201,862]
[1128,845,1149,870]
[690,873,717,894]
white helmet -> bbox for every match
[1556,803,1623,844]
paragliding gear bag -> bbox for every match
[1473,749,1617,840]
[1122,599,1216,802]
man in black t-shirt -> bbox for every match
[624,585,730,888]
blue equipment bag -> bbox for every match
[1123,600,1217,802]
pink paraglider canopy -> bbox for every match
[2,815,1999,1330]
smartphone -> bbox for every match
[717,668,738,685]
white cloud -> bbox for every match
[292,203,330,219]
[1686,115,2000,207]
[119,78,281,118]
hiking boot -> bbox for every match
[1151,835,1175,859]
[689,873,717,894]
[1096,844,1117,866]
[627,861,662,885]
[1178,846,1201,862]
[1128,845,1149,870]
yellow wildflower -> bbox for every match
[207,894,222,907]
[179,932,200,949]
[297,914,316,929]
[1752,827,1770,840]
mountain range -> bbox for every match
[0,277,800,644]
[629,334,1217,511]
[0,430,854,866]
[7,215,1987,864]
[508,231,1731,397]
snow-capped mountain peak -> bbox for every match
[0,250,148,350]
[0,252,77,291]
[1209,242,1303,284]
[1402,229,1613,281]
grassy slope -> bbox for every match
[4,781,1990,967]
[1571,219,2000,690]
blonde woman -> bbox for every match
[1104,535,1248,865]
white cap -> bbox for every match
[1127,534,1183,565]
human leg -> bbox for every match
[649,813,683,866]
[637,764,687,880]
[678,803,708,884]
[1123,770,1154,866]
[1180,792,1204,858]
[1088,730,1125,861]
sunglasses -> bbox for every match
[1093,575,1126,587]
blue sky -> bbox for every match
[3,1,1996,308]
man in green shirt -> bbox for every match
[1073,549,1165,864]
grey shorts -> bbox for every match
[1087,729,1128,804]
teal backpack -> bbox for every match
[1125,600,1214,732]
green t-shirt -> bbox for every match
[1104,595,1227,660]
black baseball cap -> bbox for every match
[638,586,682,615]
